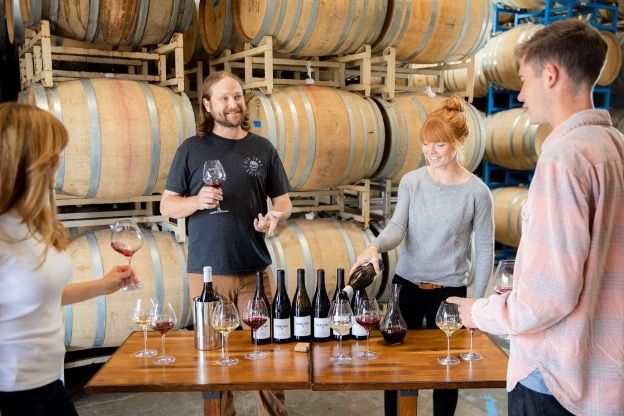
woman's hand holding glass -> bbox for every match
[110,221,144,291]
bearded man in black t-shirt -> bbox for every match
[161,71,291,416]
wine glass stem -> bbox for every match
[338,334,343,357]
[223,335,229,360]
[161,334,166,358]
[254,329,259,355]
[469,329,474,353]
[446,334,451,358]
[366,331,370,353]
[128,256,132,267]
[143,329,148,353]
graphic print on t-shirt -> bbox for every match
[243,155,264,177]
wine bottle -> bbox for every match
[342,261,385,297]
[251,270,271,345]
[272,269,291,343]
[292,268,312,342]
[331,268,350,341]
[350,287,368,340]
[312,269,330,343]
[199,266,220,302]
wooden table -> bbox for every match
[311,329,508,415]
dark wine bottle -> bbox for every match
[312,269,330,343]
[292,268,312,342]
[331,268,350,341]
[350,287,368,340]
[198,266,220,302]
[272,269,291,343]
[342,261,385,297]
[251,270,271,345]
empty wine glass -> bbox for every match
[355,297,381,360]
[110,221,144,291]
[132,297,157,358]
[149,301,177,365]
[242,298,269,360]
[203,160,229,214]
[329,299,353,364]
[494,259,515,295]
[460,328,483,361]
[436,301,463,366]
[211,299,240,366]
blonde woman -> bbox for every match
[0,103,138,415]
[350,96,494,416]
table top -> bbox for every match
[311,329,508,391]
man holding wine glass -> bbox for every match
[161,71,291,416]
[449,20,624,416]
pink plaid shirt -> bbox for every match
[472,109,624,415]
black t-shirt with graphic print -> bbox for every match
[165,132,290,274]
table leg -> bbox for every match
[398,389,418,416]
[202,391,223,416]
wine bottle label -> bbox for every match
[254,320,271,340]
[351,316,368,337]
[313,317,330,338]
[273,318,291,339]
[293,315,311,336]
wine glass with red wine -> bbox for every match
[203,160,229,214]
[493,259,514,295]
[149,301,177,365]
[355,297,381,359]
[110,221,144,291]
[242,298,269,360]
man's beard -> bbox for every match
[213,110,245,128]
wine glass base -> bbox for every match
[438,356,460,366]
[216,357,239,366]
[245,351,268,360]
[460,352,483,361]
[153,356,175,365]
[122,283,144,291]
[358,351,378,360]
[135,349,158,358]
[330,355,352,364]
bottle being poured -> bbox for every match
[342,260,385,298]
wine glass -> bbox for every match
[329,299,353,364]
[242,298,269,360]
[149,301,177,365]
[203,160,229,214]
[211,299,240,366]
[355,297,381,360]
[131,297,157,358]
[493,259,515,295]
[110,221,144,291]
[460,327,483,361]
[435,301,463,366]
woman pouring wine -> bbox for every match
[349,96,494,416]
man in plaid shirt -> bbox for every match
[449,20,624,416]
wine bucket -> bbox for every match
[372,0,492,64]
[495,0,545,10]
[64,228,191,349]
[492,186,528,247]
[246,86,385,191]
[265,218,387,300]
[485,108,552,171]
[183,0,209,65]
[373,94,485,184]
[21,78,195,199]
[6,0,194,46]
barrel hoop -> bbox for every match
[168,232,190,327]
[525,120,538,163]
[85,0,100,42]
[376,101,400,179]
[255,93,279,152]
[279,0,302,51]
[488,35,505,88]
[329,0,357,55]
[367,98,385,178]
[487,111,502,163]
[446,0,472,61]
[130,0,149,46]
[335,221,357,267]
[48,87,66,192]
[377,0,403,50]
[81,79,102,199]
[164,0,182,44]
[251,0,278,45]
[167,88,185,146]
[464,105,485,172]
[288,222,314,295]
[335,89,358,185]
[465,0,492,57]
[270,0,288,48]
[28,0,42,28]
[178,0,194,33]
[342,0,369,54]
[507,190,526,243]
[395,102,411,175]
[291,0,319,55]
[9,0,25,44]
[352,94,370,180]
[215,0,234,56]
[292,87,316,190]
[139,83,160,195]
[407,95,429,168]
[406,0,436,62]
[508,111,523,160]
[181,92,196,137]
[144,230,165,313]
[282,90,300,181]
[365,0,386,47]
[48,0,58,26]
[86,232,106,348]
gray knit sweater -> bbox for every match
[372,167,494,297]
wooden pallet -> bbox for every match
[19,20,185,92]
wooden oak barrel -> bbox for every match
[198,0,244,56]
[265,218,387,300]
[495,0,545,10]
[485,108,552,171]
[246,86,385,191]
[443,49,489,98]
[373,94,486,184]
[183,0,209,65]
[22,78,195,199]
[492,186,528,247]
[597,31,622,86]
[64,228,191,349]
[372,0,492,64]
[6,0,194,46]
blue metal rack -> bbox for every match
[482,161,534,189]
[487,85,522,115]
[593,85,612,110]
